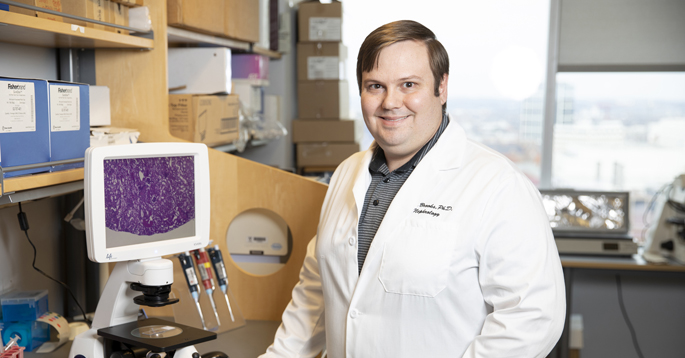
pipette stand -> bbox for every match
[70,258,215,358]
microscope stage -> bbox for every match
[97,317,216,352]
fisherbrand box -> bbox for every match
[0,77,51,178]
[48,80,90,172]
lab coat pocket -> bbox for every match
[379,221,458,297]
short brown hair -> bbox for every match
[356,20,449,111]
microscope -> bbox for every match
[69,143,219,358]
[643,174,685,264]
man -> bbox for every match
[261,20,565,357]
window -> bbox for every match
[552,72,685,240]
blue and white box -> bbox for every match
[48,80,90,171]
[0,77,51,178]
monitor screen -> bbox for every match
[539,190,629,234]
[104,156,196,249]
[85,143,210,263]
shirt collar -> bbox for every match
[369,113,450,175]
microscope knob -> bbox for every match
[660,240,675,251]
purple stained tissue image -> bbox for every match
[104,156,195,236]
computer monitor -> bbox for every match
[85,143,210,263]
[539,189,630,236]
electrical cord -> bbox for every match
[641,183,672,243]
[17,202,92,327]
[615,275,645,358]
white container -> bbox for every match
[89,86,111,126]
[168,48,232,95]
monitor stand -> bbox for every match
[69,259,216,358]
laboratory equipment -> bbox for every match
[192,249,221,327]
[178,251,207,330]
[0,290,48,322]
[69,143,219,358]
[643,174,685,264]
[3,335,20,352]
[1,321,48,352]
[540,190,638,256]
[207,245,235,322]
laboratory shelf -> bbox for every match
[251,45,281,59]
[167,26,282,59]
[0,11,154,49]
[0,169,84,205]
[167,26,250,51]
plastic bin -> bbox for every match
[0,291,48,322]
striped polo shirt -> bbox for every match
[357,113,450,274]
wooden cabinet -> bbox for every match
[2,2,326,321]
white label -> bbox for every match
[50,85,80,132]
[308,56,339,80]
[0,80,36,133]
[184,267,199,286]
[309,17,342,41]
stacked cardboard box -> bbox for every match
[295,0,358,170]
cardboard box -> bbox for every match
[8,0,63,22]
[168,47,232,95]
[232,54,269,81]
[168,0,224,36]
[297,142,360,167]
[292,119,361,143]
[89,86,111,126]
[298,0,342,42]
[111,0,143,6]
[48,81,90,171]
[91,0,106,30]
[297,42,346,81]
[0,77,51,178]
[169,94,240,146]
[112,1,129,34]
[60,0,106,29]
[225,0,259,42]
[297,80,348,119]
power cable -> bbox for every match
[17,202,92,326]
[615,274,645,358]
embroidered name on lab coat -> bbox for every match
[413,203,453,217]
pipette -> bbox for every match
[3,334,21,352]
[192,248,221,327]
[178,251,207,330]
[207,245,235,322]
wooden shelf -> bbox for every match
[166,26,282,59]
[167,26,250,50]
[1,168,83,194]
[560,254,685,272]
[0,11,153,49]
[251,45,281,59]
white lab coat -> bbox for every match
[261,121,566,358]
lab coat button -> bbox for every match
[349,237,355,246]
[350,309,359,318]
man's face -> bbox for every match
[361,40,448,167]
